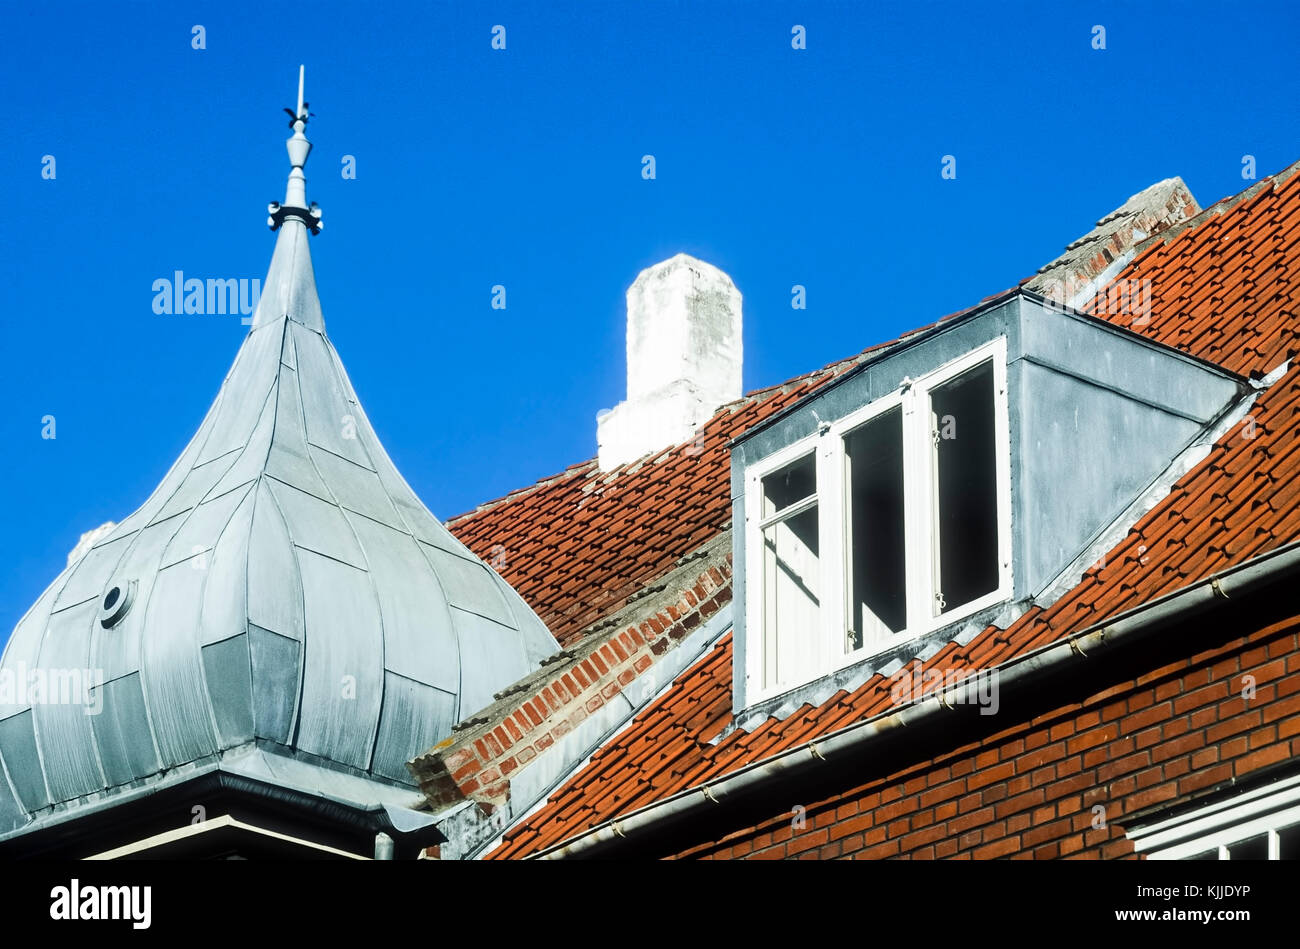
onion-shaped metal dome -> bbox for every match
[0,71,557,842]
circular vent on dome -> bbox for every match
[100,580,136,629]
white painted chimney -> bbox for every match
[597,253,742,471]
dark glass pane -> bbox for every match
[845,407,907,643]
[762,454,816,516]
[1226,834,1269,860]
[1277,822,1300,859]
[931,359,999,613]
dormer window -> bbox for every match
[734,292,1245,710]
[744,338,1012,700]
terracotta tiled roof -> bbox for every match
[485,160,1300,858]
[1085,160,1300,378]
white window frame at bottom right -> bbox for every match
[1132,772,1300,860]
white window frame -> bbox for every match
[1132,772,1300,860]
[744,337,1012,704]
[744,442,830,694]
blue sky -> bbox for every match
[1,0,1297,640]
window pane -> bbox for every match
[1277,822,1300,859]
[762,505,820,688]
[844,406,906,647]
[930,359,999,614]
[1225,834,1269,860]
[761,454,816,519]
[1182,848,1220,861]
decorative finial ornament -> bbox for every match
[268,64,323,234]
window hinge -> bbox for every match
[931,428,942,448]
[934,591,946,611]
[899,376,914,393]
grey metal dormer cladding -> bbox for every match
[0,82,558,838]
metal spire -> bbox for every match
[268,65,322,234]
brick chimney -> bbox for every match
[597,253,742,471]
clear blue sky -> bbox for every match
[2,1,1296,640]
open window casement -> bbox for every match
[756,452,822,691]
[844,402,907,651]
[927,355,1001,618]
[745,338,1012,703]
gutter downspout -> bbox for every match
[534,540,1300,859]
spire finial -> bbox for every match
[268,65,322,235]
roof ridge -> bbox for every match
[1129,157,1300,258]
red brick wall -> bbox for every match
[411,560,732,811]
[675,616,1300,860]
